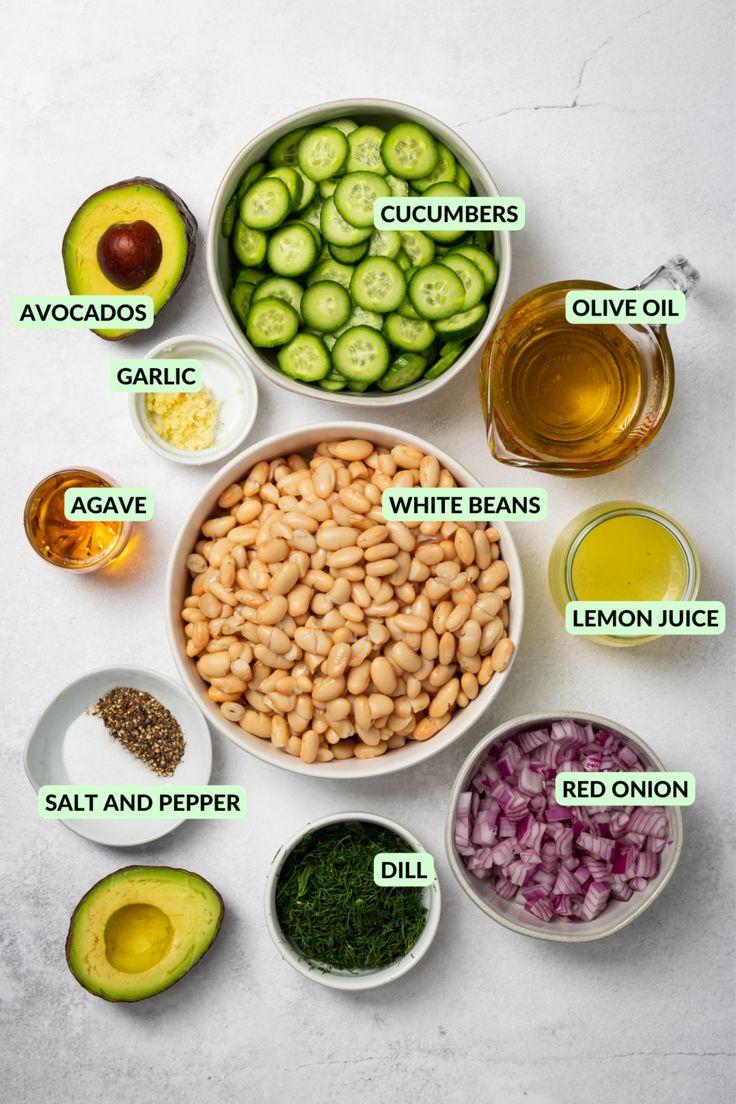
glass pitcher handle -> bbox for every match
[634,254,701,299]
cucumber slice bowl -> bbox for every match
[208,98,511,404]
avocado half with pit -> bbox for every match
[66,866,223,1002]
[62,178,196,340]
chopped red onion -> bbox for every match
[455,720,673,923]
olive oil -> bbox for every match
[481,280,675,475]
[24,468,129,571]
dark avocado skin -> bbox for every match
[65,865,224,1003]
[61,177,197,341]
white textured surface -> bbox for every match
[1,1,734,1101]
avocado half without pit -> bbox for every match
[62,178,197,340]
[66,866,223,1002]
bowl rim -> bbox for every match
[165,418,524,779]
[205,96,512,408]
[128,332,259,466]
[263,810,441,990]
[444,710,684,943]
[23,663,213,847]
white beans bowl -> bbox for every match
[166,422,523,778]
[206,98,512,408]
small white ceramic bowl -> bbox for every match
[445,712,683,942]
[129,333,258,465]
[24,665,212,847]
[166,420,524,779]
[206,98,512,407]
[265,811,441,990]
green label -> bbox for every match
[373,852,435,886]
[565,290,686,325]
[381,487,546,522]
[64,487,154,522]
[373,196,524,231]
[110,359,202,392]
[39,785,247,819]
[566,601,725,636]
[14,295,154,330]
[555,772,695,806]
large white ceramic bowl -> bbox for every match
[445,712,683,942]
[264,811,441,990]
[206,98,512,407]
[166,421,524,778]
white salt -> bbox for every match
[62,710,164,785]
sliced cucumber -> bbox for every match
[300,198,324,233]
[386,173,409,196]
[414,142,457,191]
[377,352,429,392]
[368,229,401,258]
[230,280,255,328]
[278,333,331,381]
[454,164,472,195]
[334,171,391,228]
[263,167,303,208]
[240,177,291,230]
[319,179,338,198]
[347,380,371,393]
[424,340,465,380]
[329,240,369,263]
[297,127,348,182]
[232,221,267,267]
[268,127,310,168]
[246,297,299,348]
[335,306,383,336]
[400,230,436,268]
[236,162,267,200]
[332,326,390,383]
[439,253,485,310]
[433,303,488,341]
[286,218,322,251]
[346,126,387,174]
[408,264,465,320]
[266,223,318,277]
[350,257,406,313]
[307,258,354,290]
[251,276,303,315]
[395,249,413,271]
[293,168,317,211]
[422,181,467,242]
[326,117,359,136]
[319,375,348,392]
[450,245,498,295]
[235,267,266,286]
[301,281,352,333]
[381,122,439,180]
[383,313,436,352]
[320,196,372,247]
[221,194,238,238]
[396,294,420,320]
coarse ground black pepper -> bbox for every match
[92,687,185,776]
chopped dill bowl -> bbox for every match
[265,812,441,990]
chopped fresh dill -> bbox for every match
[275,821,427,972]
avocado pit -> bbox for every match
[104,903,174,974]
[97,220,163,289]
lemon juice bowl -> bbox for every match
[206,99,512,407]
[548,502,700,646]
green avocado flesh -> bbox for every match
[62,178,196,340]
[66,866,223,1002]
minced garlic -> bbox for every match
[145,388,220,450]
